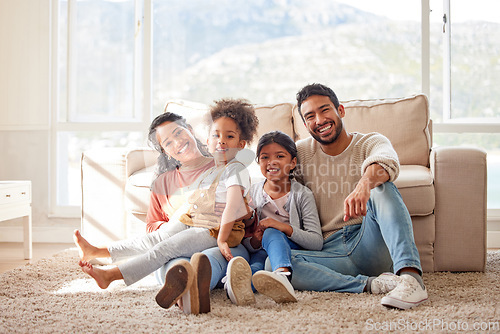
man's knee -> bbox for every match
[372,181,397,196]
[369,182,404,207]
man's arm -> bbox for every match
[343,163,389,222]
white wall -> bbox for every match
[0,0,78,243]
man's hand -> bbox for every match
[343,179,371,221]
[344,163,390,222]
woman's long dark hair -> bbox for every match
[256,131,298,179]
[148,112,210,178]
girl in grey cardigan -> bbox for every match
[224,131,323,305]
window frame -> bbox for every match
[435,0,500,223]
[49,0,153,217]
[50,0,500,224]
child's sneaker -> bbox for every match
[155,259,194,309]
[381,274,428,309]
[252,268,297,303]
[222,256,255,306]
[370,272,402,294]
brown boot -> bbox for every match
[180,252,212,314]
[155,260,194,309]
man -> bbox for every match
[291,83,428,309]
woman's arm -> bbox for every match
[145,191,168,233]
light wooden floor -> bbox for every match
[0,242,75,274]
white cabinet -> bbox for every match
[0,181,32,259]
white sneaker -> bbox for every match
[370,272,402,294]
[381,274,428,309]
[222,257,255,306]
[252,268,298,303]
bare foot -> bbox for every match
[79,260,113,289]
[73,230,100,261]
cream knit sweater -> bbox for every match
[296,132,400,239]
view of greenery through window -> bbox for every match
[449,1,500,120]
[58,0,136,122]
[58,0,499,209]
[152,0,422,111]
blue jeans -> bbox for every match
[249,228,301,275]
[290,182,422,293]
[155,244,250,290]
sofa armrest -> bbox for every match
[81,148,135,244]
[125,148,159,178]
[431,146,487,271]
[124,148,158,224]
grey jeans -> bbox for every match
[108,219,217,285]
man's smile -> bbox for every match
[316,122,334,135]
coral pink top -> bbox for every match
[145,157,214,232]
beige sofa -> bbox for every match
[81,94,487,273]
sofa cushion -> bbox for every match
[164,100,295,151]
[293,94,431,167]
[394,165,434,216]
[253,103,295,148]
[411,214,435,272]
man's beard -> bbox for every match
[310,121,343,145]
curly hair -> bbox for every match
[205,98,259,144]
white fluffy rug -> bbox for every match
[1,248,499,333]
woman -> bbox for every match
[145,112,214,232]
[74,102,258,314]
[146,112,251,310]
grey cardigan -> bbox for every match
[248,179,323,251]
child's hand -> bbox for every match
[258,217,278,229]
[258,218,294,237]
[217,240,233,262]
[253,227,264,242]
[250,228,263,249]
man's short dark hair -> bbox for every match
[296,83,340,122]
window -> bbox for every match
[152,0,421,110]
[430,0,500,212]
[59,0,137,122]
[55,0,500,218]
[54,0,147,212]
